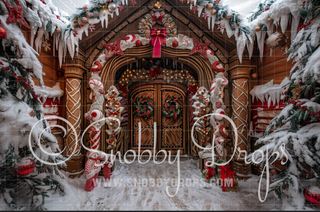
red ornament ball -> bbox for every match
[172,40,179,48]
[304,186,320,205]
[0,26,7,39]
[15,157,35,176]
[136,40,142,47]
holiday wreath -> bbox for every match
[162,95,183,120]
[133,96,154,119]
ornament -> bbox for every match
[267,18,273,22]
[81,17,88,23]
[207,49,214,56]
[130,0,137,7]
[219,125,228,138]
[214,0,221,3]
[226,14,232,19]
[2,0,31,30]
[86,12,92,18]
[88,24,95,32]
[214,109,225,120]
[108,2,117,12]
[265,32,287,49]
[304,186,320,205]
[202,12,209,20]
[291,83,303,100]
[255,26,261,32]
[42,39,51,51]
[102,38,125,60]
[211,9,216,15]
[136,40,142,47]
[190,0,194,4]
[117,4,124,12]
[125,34,136,42]
[172,40,178,47]
[29,110,34,117]
[189,38,211,59]
[208,3,213,9]
[191,5,199,14]
[217,24,225,32]
[93,11,99,17]
[0,26,7,39]
[15,157,35,176]
[55,28,61,33]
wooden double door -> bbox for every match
[129,82,187,154]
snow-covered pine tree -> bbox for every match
[249,0,320,209]
[0,3,66,211]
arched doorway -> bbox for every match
[94,46,216,156]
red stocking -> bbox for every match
[104,164,111,181]
[85,173,99,191]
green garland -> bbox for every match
[133,96,154,119]
[162,95,183,120]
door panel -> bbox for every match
[131,86,155,149]
[130,83,186,153]
[160,87,185,150]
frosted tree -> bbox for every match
[249,0,320,209]
[0,1,66,210]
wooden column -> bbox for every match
[62,64,86,178]
[228,65,256,175]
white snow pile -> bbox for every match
[0,92,64,166]
[249,77,290,108]
[34,82,64,103]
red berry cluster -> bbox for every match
[2,67,39,102]
[298,17,314,31]
[292,101,320,123]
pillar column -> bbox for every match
[62,63,86,178]
[228,65,256,175]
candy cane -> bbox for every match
[88,126,101,150]
[90,61,103,72]
[89,78,104,94]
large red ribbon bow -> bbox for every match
[149,28,166,58]
[152,14,163,22]
[206,167,215,180]
[219,164,237,191]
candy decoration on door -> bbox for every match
[105,85,124,150]
[209,67,229,161]
[85,53,115,192]
[149,28,166,58]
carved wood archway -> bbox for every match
[100,45,215,89]
[98,45,216,155]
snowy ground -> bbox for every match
[42,158,291,211]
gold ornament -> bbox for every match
[155,1,161,9]
[226,14,232,19]
[211,9,216,15]
[267,18,273,22]
[190,0,194,4]
[208,3,213,9]
[251,72,257,79]
[55,28,61,33]
[81,17,88,23]
[255,26,261,32]
[291,83,303,100]
[86,12,92,18]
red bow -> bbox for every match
[152,14,163,22]
[149,28,166,58]
[185,84,198,95]
[118,85,127,97]
[206,167,215,180]
[219,164,237,191]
